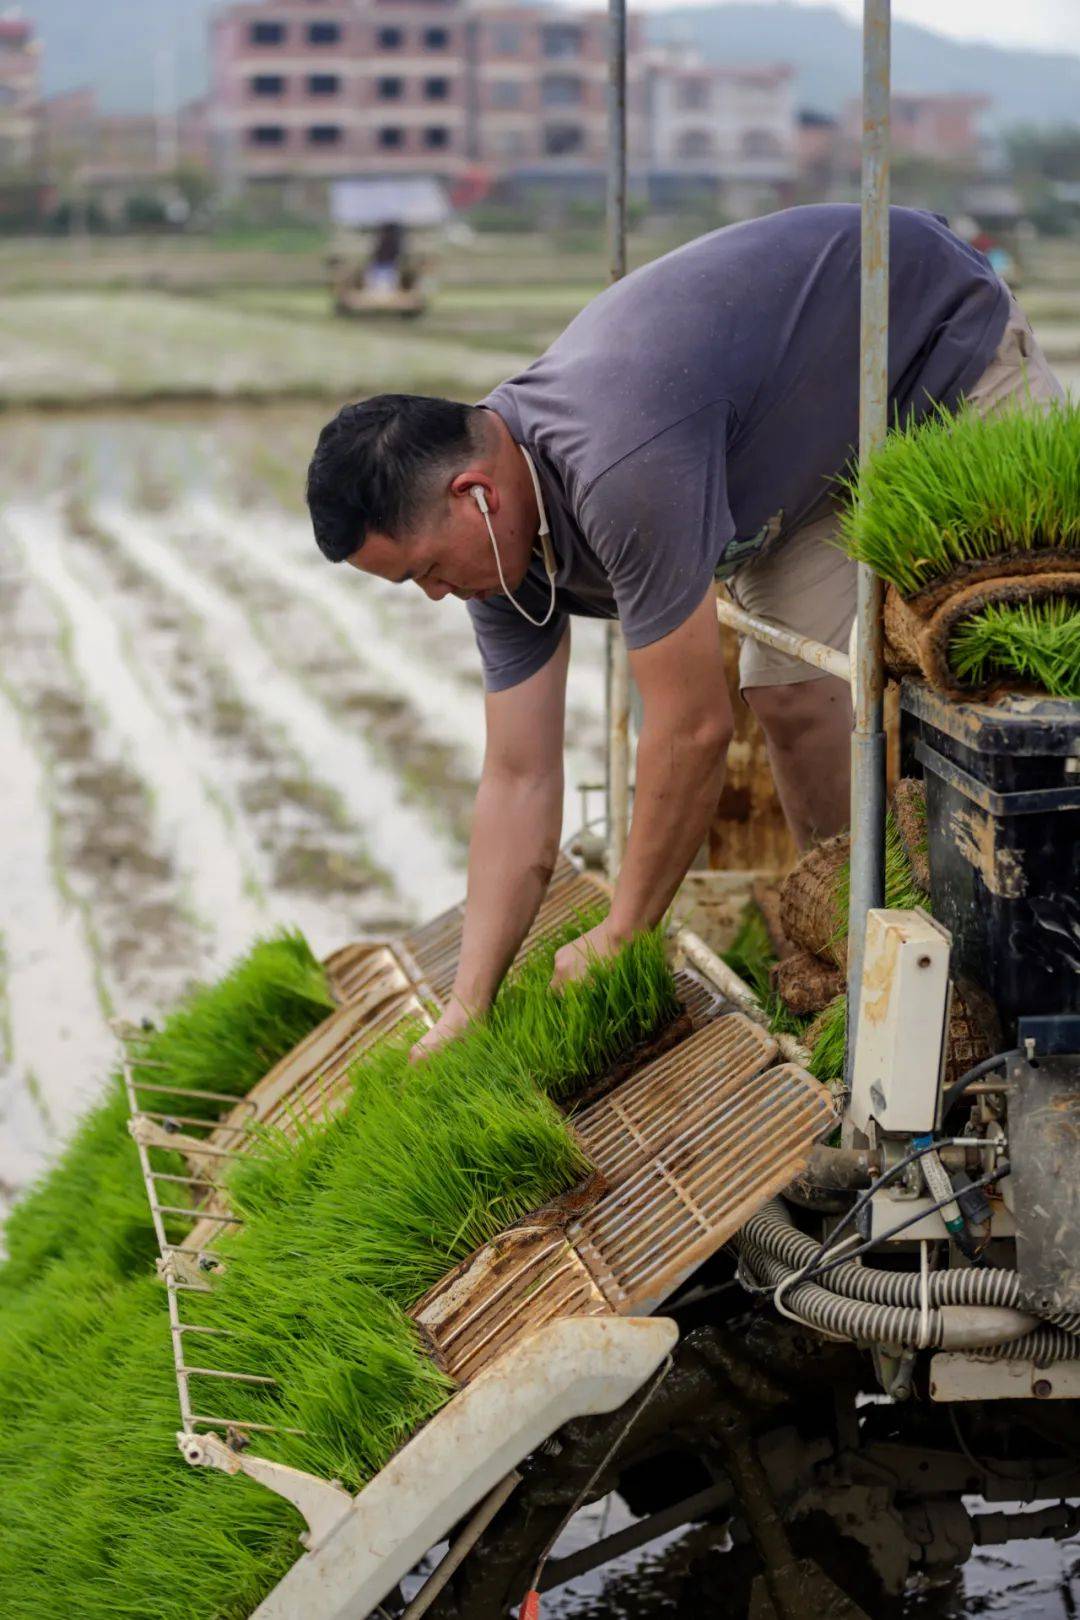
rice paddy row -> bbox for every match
[59,505,403,937]
[158,515,481,854]
[0,525,201,1014]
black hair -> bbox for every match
[305,394,482,563]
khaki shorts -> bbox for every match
[728,294,1067,691]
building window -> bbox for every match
[541,24,583,59]
[378,77,403,100]
[250,21,286,46]
[308,125,341,145]
[307,22,341,45]
[490,23,521,54]
[490,80,521,109]
[543,123,582,155]
[424,77,449,100]
[377,27,403,48]
[677,80,709,112]
[424,126,450,149]
[309,73,339,95]
[424,27,449,49]
[741,128,783,157]
[249,125,286,145]
[541,74,581,107]
[251,74,285,97]
[378,127,404,149]
[676,129,714,159]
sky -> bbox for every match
[640,0,1080,56]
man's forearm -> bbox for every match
[450,770,564,1014]
[608,717,728,938]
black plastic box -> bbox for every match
[901,681,1080,1041]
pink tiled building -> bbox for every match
[841,93,990,167]
[211,0,473,183]
[208,0,801,208]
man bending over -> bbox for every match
[305,205,1062,1055]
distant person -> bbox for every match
[365,222,408,294]
[304,205,1062,1050]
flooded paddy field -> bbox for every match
[0,401,609,1212]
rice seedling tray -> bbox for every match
[120,867,835,1620]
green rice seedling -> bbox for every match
[0,931,334,1301]
[0,1079,168,1299]
[831,813,929,959]
[490,913,680,1101]
[131,929,334,1117]
[721,904,811,1040]
[807,994,847,1085]
[839,401,1080,596]
[0,1270,302,1620]
[949,596,1080,699]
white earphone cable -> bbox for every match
[473,446,558,629]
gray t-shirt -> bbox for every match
[469,204,1009,693]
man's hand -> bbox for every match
[409,997,475,1064]
[550,918,627,991]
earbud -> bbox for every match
[469,484,490,515]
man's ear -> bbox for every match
[450,471,498,514]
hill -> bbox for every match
[648,3,1080,129]
[17,0,1080,128]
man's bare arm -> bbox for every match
[552,588,732,984]
[411,629,570,1058]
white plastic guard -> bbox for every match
[252,1313,678,1620]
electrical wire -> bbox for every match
[797,1160,1011,1287]
[939,1048,1018,1122]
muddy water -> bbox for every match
[0,405,606,1222]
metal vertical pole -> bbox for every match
[605,0,631,877]
[846,0,891,1076]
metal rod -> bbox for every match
[675,928,812,1067]
[155,1205,243,1224]
[190,1414,306,1436]
[139,1110,252,1134]
[401,1471,523,1620]
[539,1481,732,1591]
[845,0,891,1081]
[121,1053,197,1428]
[184,1366,278,1386]
[150,1171,223,1189]
[604,0,631,880]
[715,599,851,683]
[605,0,627,284]
[130,1080,258,1109]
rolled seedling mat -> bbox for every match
[772,949,845,1018]
[779,832,849,970]
[944,979,1002,1090]
[892,777,930,895]
[750,879,797,962]
[882,551,1080,702]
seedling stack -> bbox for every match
[840,401,1080,699]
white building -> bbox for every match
[644,49,796,214]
